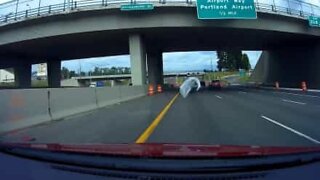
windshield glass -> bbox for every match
[1,0,320,156]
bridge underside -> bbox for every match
[1,28,319,89]
[0,27,318,61]
[0,7,319,88]
[251,44,320,89]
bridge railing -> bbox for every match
[0,0,319,25]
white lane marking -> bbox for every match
[238,91,247,94]
[261,115,320,144]
[282,99,306,105]
[215,95,222,99]
[272,87,320,93]
[274,91,320,98]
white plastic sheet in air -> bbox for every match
[179,77,201,98]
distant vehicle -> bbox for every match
[89,82,96,87]
[96,81,104,87]
[89,81,104,87]
[209,80,222,90]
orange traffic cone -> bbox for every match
[157,84,162,93]
[301,81,307,91]
[275,81,279,90]
[148,84,154,96]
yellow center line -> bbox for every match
[135,93,180,144]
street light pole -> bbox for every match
[67,0,71,11]
[15,0,19,19]
[26,4,31,10]
[38,0,41,15]
[272,0,276,11]
[78,60,82,79]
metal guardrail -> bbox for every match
[0,0,319,25]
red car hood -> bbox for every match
[1,143,320,158]
[0,143,320,157]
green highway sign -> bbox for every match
[196,0,257,19]
[309,16,320,27]
[239,69,246,77]
[120,3,154,11]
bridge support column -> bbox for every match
[129,34,146,86]
[308,42,320,88]
[251,43,320,89]
[47,60,61,88]
[250,51,271,83]
[147,50,163,86]
[14,64,32,88]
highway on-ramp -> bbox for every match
[2,86,320,147]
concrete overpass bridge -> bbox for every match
[74,72,205,81]
[0,0,320,88]
[71,72,204,86]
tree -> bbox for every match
[233,50,243,70]
[102,68,111,75]
[124,67,131,74]
[217,51,227,71]
[110,67,117,75]
[80,71,86,77]
[216,50,242,71]
[81,66,131,76]
[69,70,76,78]
[61,67,70,79]
[241,53,251,70]
[93,67,102,76]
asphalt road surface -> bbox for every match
[2,86,320,147]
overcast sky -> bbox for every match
[56,51,261,73]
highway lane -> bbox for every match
[227,87,320,141]
[225,87,320,144]
[1,86,320,147]
[0,92,176,144]
[148,88,320,146]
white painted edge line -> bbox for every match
[215,95,222,99]
[280,87,320,93]
[260,86,320,93]
[308,89,320,92]
[261,115,320,144]
[282,99,306,105]
[275,91,320,98]
[238,91,247,94]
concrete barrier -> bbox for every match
[119,85,147,102]
[0,85,147,134]
[96,86,121,108]
[0,89,51,134]
[49,88,97,120]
